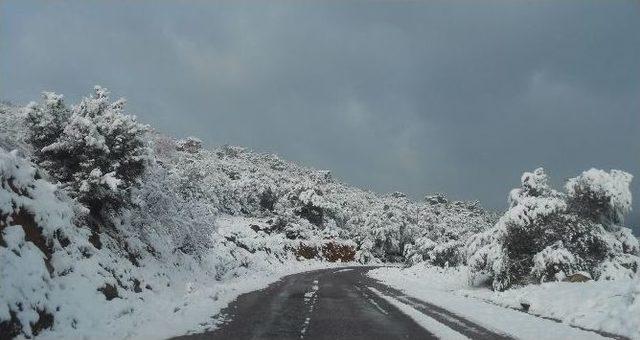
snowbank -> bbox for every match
[369,264,640,339]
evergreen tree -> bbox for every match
[29,86,151,213]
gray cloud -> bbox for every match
[1,0,639,231]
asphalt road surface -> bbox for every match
[172,266,513,340]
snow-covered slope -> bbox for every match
[1,89,495,338]
[2,88,637,339]
[0,146,348,338]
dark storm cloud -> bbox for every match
[1,1,639,231]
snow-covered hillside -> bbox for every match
[0,88,496,338]
[0,144,348,339]
[1,88,638,339]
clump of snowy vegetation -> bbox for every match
[466,167,638,291]
[25,87,151,216]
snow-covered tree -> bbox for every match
[467,167,639,291]
[31,86,151,213]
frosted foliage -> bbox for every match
[146,133,496,264]
[467,167,639,291]
[522,168,550,195]
[566,169,633,226]
[0,147,303,338]
[130,164,216,255]
[508,167,555,208]
[531,241,579,282]
[25,92,70,156]
[31,86,151,211]
[0,103,28,152]
[502,196,567,228]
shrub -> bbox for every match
[467,167,639,291]
[27,86,151,214]
[428,241,464,267]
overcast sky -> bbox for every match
[1,1,639,232]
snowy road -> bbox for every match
[173,266,517,339]
[172,266,625,340]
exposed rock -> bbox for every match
[563,272,591,283]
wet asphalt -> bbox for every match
[172,266,513,340]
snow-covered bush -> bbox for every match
[509,167,553,206]
[351,197,417,262]
[467,167,639,291]
[428,240,465,267]
[281,180,333,227]
[130,163,217,256]
[28,86,151,214]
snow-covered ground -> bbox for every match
[0,161,349,340]
[369,264,640,339]
[42,213,354,340]
[38,259,340,340]
[111,259,345,339]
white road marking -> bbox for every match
[368,287,470,340]
[334,268,354,273]
[300,279,320,338]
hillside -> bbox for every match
[0,88,496,338]
[1,88,638,339]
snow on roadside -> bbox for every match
[460,275,640,340]
[368,265,633,339]
[127,259,345,339]
[109,215,354,339]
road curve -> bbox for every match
[172,266,512,340]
